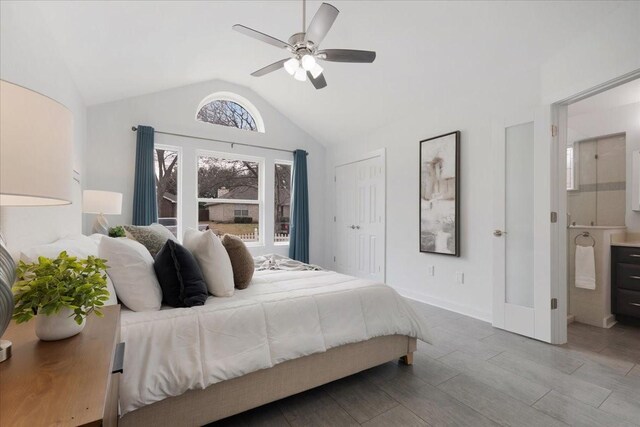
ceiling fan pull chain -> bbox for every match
[302,0,306,34]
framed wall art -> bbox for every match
[419,131,460,256]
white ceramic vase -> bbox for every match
[35,308,86,341]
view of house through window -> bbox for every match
[197,153,262,243]
[197,99,258,131]
[154,146,179,237]
[274,162,292,243]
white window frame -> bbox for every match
[566,143,580,192]
[195,91,265,133]
[274,159,293,246]
[196,149,265,247]
[154,144,183,241]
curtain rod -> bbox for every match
[131,126,300,155]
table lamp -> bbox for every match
[0,80,73,362]
[83,190,123,235]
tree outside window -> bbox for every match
[197,100,257,131]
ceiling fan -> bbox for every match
[232,1,376,89]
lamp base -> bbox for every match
[0,339,11,362]
[92,213,109,235]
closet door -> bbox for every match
[334,154,386,282]
[335,163,358,276]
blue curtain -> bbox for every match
[132,125,158,226]
[289,150,309,263]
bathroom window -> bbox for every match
[566,146,575,190]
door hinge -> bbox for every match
[551,125,558,137]
[334,176,336,182]
[550,212,558,223]
[334,216,336,222]
[551,298,558,310]
[333,256,336,262]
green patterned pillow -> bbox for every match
[123,224,177,258]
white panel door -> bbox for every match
[335,155,385,282]
[335,163,357,275]
[493,107,555,342]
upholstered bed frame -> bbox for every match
[119,334,416,427]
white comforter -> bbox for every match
[119,270,431,415]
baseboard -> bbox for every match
[567,314,575,324]
[395,287,492,323]
[603,314,617,329]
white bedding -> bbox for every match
[119,269,431,415]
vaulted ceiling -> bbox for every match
[33,1,625,145]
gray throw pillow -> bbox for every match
[221,234,255,289]
[123,224,177,258]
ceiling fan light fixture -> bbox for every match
[301,54,317,71]
[284,57,300,75]
[310,63,323,79]
[294,67,307,82]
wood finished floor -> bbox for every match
[209,300,640,427]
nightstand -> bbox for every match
[0,305,123,427]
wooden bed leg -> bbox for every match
[400,352,414,366]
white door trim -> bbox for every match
[334,148,386,282]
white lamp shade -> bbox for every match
[294,67,307,82]
[83,190,122,215]
[284,58,299,76]
[0,80,73,206]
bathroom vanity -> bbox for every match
[611,237,640,323]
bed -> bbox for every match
[118,269,430,426]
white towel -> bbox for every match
[575,245,596,290]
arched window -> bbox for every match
[196,92,265,133]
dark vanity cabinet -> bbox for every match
[611,245,640,322]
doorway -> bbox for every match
[334,150,386,282]
[554,72,640,345]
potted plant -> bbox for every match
[12,251,110,341]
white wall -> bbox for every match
[324,1,640,321]
[325,103,507,321]
[568,103,640,232]
[0,2,86,255]
[540,2,640,105]
[85,80,326,264]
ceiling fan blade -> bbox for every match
[307,71,327,89]
[251,58,290,77]
[318,49,376,63]
[232,24,291,50]
[304,3,339,47]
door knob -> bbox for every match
[355,225,360,229]
[350,225,356,229]
[493,230,507,237]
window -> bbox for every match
[567,146,575,190]
[154,146,180,237]
[197,152,263,244]
[274,162,292,244]
[234,209,249,217]
[196,92,265,133]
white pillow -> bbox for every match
[183,229,234,297]
[150,223,178,242]
[21,234,118,306]
[99,237,162,311]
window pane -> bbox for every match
[197,156,259,200]
[198,202,259,242]
[197,155,261,243]
[154,148,179,237]
[274,163,292,243]
[197,100,257,131]
[566,147,574,190]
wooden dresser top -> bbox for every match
[1,305,120,427]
